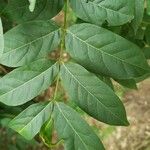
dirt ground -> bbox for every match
[103,79,150,150]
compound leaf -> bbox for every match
[70,0,134,26]
[9,102,53,140]
[0,20,60,67]
[60,62,129,126]
[66,23,150,79]
[53,102,105,150]
[0,59,59,106]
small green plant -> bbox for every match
[0,0,150,149]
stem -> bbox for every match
[49,2,68,148]
[52,75,60,101]
[60,0,68,61]
[0,65,7,74]
[46,139,63,149]
[50,140,63,148]
[52,0,68,101]
[47,2,69,149]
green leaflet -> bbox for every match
[9,102,53,140]
[53,102,105,150]
[28,0,36,12]
[131,0,145,33]
[0,20,60,67]
[0,18,4,58]
[70,0,134,26]
[66,23,150,79]
[4,0,64,23]
[60,62,129,126]
[0,59,59,106]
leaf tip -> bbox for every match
[124,120,130,126]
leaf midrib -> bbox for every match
[63,64,127,125]
[67,29,149,72]
[56,103,89,150]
